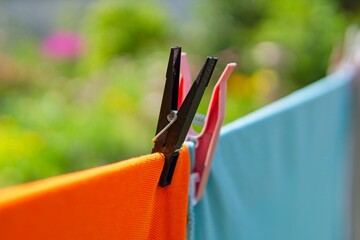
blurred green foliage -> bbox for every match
[0,55,166,187]
[255,0,346,89]
[0,0,358,188]
[196,0,348,89]
[80,1,170,71]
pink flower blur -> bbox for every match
[41,31,85,60]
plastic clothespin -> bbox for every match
[152,47,218,187]
[179,53,236,201]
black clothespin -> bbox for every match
[152,46,218,187]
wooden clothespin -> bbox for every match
[152,47,218,187]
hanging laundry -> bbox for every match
[0,148,190,240]
[193,68,355,240]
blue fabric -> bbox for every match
[194,69,355,240]
[185,141,196,240]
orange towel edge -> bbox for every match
[0,152,164,204]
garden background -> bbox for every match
[0,0,359,187]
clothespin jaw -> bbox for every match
[179,55,236,201]
[152,47,218,187]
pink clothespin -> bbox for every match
[179,53,236,202]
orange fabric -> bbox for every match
[0,147,190,240]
